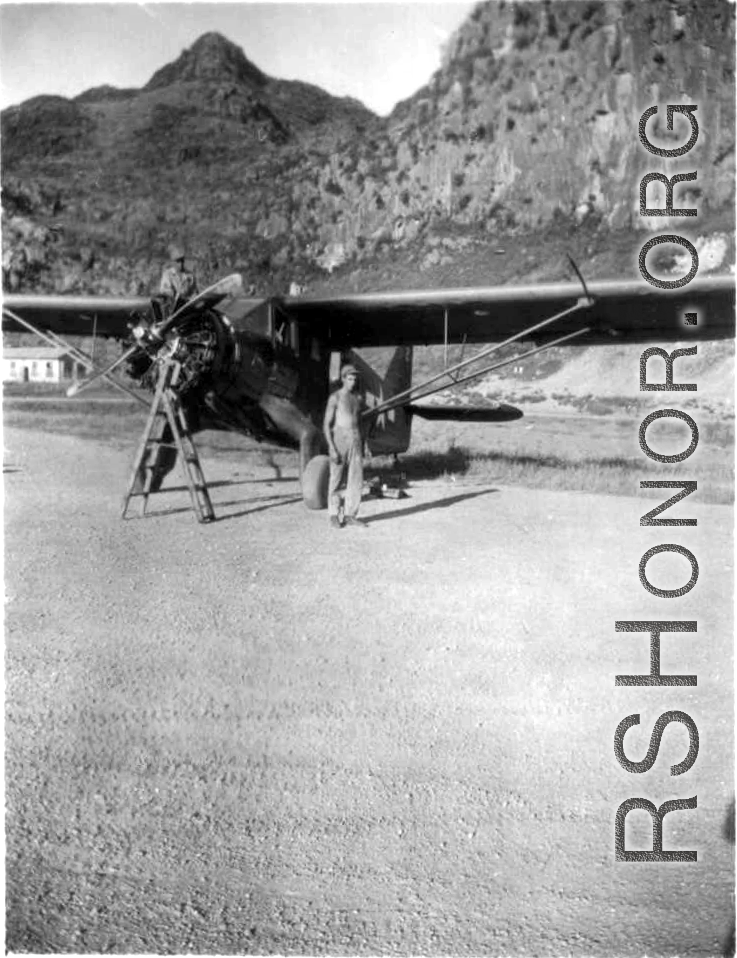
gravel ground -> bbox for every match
[4,426,734,955]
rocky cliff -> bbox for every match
[2,1,734,297]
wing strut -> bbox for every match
[66,345,140,397]
[366,294,593,419]
[2,305,148,407]
[443,307,449,370]
[443,310,467,383]
[382,325,591,413]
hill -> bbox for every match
[1,2,734,415]
[2,1,734,299]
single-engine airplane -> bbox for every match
[3,267,734,510]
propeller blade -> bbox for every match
[66,344,139,397]
[66,275,246,398]
[154,274,244,338]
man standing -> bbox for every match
[159,245,198,309]
[323,364,368,529]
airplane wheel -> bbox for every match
[302,454,330,510]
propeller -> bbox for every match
[66,344,140,397]
[65,273,245,398]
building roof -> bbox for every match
[3,347,71,360]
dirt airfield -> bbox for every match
[4,425,734,955]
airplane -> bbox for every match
[3,267,734,512]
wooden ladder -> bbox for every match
[121,358,215,523]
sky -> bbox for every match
[0,1,474,116]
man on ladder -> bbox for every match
[159,244,198,312]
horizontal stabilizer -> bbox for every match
[409,402,523,423]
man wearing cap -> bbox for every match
[323,364,368,529]
[159,245,198,309]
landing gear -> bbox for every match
[301,454,330,510]
[298,428,329,510]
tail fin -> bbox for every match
[346,346,414,456]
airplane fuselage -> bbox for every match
[163,298,342,471]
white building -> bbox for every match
[2,346,86,383]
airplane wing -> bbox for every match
[282,275,735,348]
[2,275,248,338]
[3,274,733,347]
[2,294,151,337]
[4,273,733,435]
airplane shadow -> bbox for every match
[139,492,302,521]
[369,446,472,481]
[365,488,498,524]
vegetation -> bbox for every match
[373,413,734,503]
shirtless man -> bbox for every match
[323,364,368,529]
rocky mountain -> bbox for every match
[2,1,734,299]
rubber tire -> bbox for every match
[302,454,331,510]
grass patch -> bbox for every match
[370,445,732,503]
[3,395,296,473]
[399,413,734,504]
[4,398,147,449]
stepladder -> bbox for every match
[122,358,215,523]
